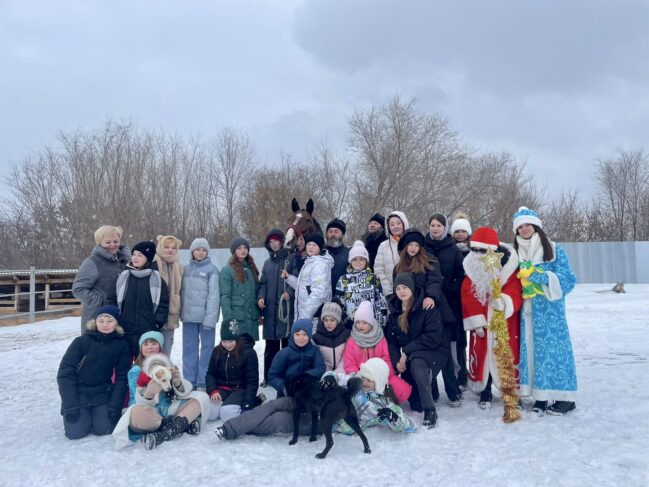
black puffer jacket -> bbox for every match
[424,234,465,326]
[205,334,259,408]
[362,231,387,269]
[258,229,294,340]
[385,288,449,370]
[326,244,350,297]
[57,328,131,415]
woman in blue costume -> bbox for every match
[512,207,578,415]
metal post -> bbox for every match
[29,266,36,323]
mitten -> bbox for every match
[320,375,337,391]
[143,380,162,399]
[528,270,549,285]
[491,297,505,311]
[377,407,399,423]
[64,410,80,424]
[475,327,485,338]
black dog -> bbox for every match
[285,374,371,458]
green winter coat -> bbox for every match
[219,262,260,340]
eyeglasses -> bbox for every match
[470,248,487,254]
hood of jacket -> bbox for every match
[385,211,410,238]
[264,228,288,260]
[305,251,335,269]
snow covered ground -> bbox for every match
[0,284,647,487]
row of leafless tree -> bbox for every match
[2,96,648,269]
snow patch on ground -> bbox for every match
[0,284,647,486]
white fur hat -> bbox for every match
[348,240,369,263]
[450,218,472,236]
[359,357,389,394]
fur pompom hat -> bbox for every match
[348,240,369,263]
[359,357,389,394]
[512,206,543,234]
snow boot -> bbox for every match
[144,416,189,450]
[422,408,438,429]
[547,401,576,416]
[186,418,201,436]
[531,400,548,415]
[478,388,492,410]
[214,426,226,440]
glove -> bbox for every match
[108,407,121,423]
[320,375,337,391]
[492,297,505,311]
[377,407,399,423]
[528,270,549,285]
[143,380,162,399]
[475,327,485,338]
[64,410,80,424]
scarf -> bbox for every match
[516,233,544,265]
[351,322,384,349]
[116,267,162,313]
[154,251,183,329]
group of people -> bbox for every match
[58,206,578,450]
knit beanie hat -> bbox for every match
[139,330,164,349]
[512,206,543,234]
[326,218,346,235]
[359,358,389,394]
[368,213,385,228]
[229,236,251,255]
[220,318,241,341]
[94,305,120,324]
[450,218,472,236]
[291,319,313,339]
[132,241,156,262]
[348,240,369,263]
[189,237,210,253]
[397,228,425,252]
[305,232,325,251]
[471,226,500,250]
[321,302,342,323]
[354,301,376,328]
[393,272,415,294]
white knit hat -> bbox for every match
[359,358,389,394]
[348,240,369,263]
[354,301,377,328]
[450,218,472,236]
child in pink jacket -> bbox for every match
[343,301,412,403]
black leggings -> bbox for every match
[264,338,288,381]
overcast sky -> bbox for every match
[2,0,648,198]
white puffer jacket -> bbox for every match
[374,210,410,297]
[286,252,335,320]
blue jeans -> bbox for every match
[182,322,216,389]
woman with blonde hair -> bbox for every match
[73,225,131,334]
[153,235,184,355]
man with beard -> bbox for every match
[362,213,387,269]
[461,226,522,409]
[325,218,350,297]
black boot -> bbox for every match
[422,408,438,429]
[478,388,492,410]
[186,418,201,435]
[547,401,576,416]
[531,400,548,414]
[144,416,189,450]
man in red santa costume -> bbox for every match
[461,226,522,408]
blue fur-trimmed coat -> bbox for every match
[518,243,578,401]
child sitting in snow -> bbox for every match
[343,301,412,404]
[335,240,388,328]
[57,305,131,440]
[312,302,350,373]
[112,331,211,450]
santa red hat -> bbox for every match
[470,226,499,250]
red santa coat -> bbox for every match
[461,243,523,393]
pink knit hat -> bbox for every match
[348,240,369,263]
[354,301,376,328]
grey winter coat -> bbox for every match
[258,229,294,340]
[73,245,131,332]
[181,257,220,328]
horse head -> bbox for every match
[285,198,322,249]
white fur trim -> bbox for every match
[501,293,515,319]
[543,271,563,302]
[463,314,487,331]
[499,242,519,283]
[513,214,542,233]
[469,241,498,250]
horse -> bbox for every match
[284,198,323,250]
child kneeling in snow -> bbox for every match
[57,305,131,440]
[205,318,260,422]
[215,357,415,440]
[112,331,210,450]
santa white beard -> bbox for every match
[464,251,493,305]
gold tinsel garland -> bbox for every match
[479,247,521,424]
